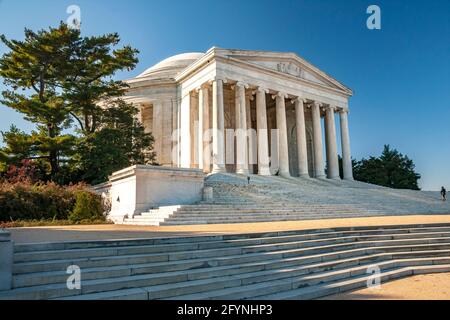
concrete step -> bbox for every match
[16,228,450,264]
[166,260,450,300]
[15,224,450,253]
[4,224,450,300]
[171,209,384,215]
[252,264,450,300]
[138,215,386,225]
[14,233,450,288]
[167,211,385,218]
[158,215,391,225]
[55,257,450,301]
[176,204,374,210]
[11,235,450,288]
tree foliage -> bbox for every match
[0,25,77,178]
[353,145,421,190]
[0,23,155,185]
[72,100,155,184]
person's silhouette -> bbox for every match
[441,187,447,201]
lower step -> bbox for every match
[252,264,450,300]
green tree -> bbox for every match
[0,125,34,165]
[353,145,421,190]
[62,32,138,134]
[1,23,154,185]
[0,24,78,179]
[71,100,156,185]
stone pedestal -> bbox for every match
[99,165,205,223]
[0,230,13,291]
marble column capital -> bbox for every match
[291,97,307,105]
[312,101,323,108]
[210,77,228,85]
[272,92,288,100]
[254,86,269,94]
[195,84,210,93]
[235,81,249,89]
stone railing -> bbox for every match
[0,229,13,291]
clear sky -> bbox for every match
[0,0,449,190]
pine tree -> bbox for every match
[0,24,78,180]
[1,23,154,185]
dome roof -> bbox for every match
[137,52,205,79]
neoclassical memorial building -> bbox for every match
[124,47,354,180]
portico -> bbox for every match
[124,48,354,180]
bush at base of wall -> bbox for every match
[0,181,106,223]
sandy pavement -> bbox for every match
[323,272,450,300]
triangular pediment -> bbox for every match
[216,49,352,95]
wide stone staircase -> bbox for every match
[2,223,450,300]
[123,173,450,226]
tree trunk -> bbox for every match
[47,124,59,180]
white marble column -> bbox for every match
[172,99,180,167]
[197,89,204,171]
[275,92,290,178]
[179,94,191,168]
[212,79,226,173]
[311,101,325,178]
[256,87,271,176]
[153,101,164,164]
[235,82,249,174]
[135,104,144,124]
[325,106,340,179]
[202,86,211,173]
[246,94,255,174]
[340,109,354,180]
[294,98,309,178]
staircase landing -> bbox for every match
[123,174,450,226]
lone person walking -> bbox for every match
[441,187,447,201]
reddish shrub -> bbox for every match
[0,180,105,222]
[4,159,42,184]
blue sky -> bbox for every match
[0,0,449,190]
